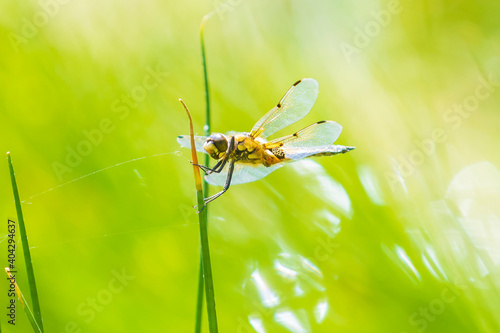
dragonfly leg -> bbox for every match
[195,137,236,212]
[207,156,228,174]
[203,159,235,205]
[191,163,211,173]
[192,159,223,174]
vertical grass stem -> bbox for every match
[6,152,44,332]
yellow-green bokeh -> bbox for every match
[1,0,499,332]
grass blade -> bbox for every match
[201,14,212,144]
[179,100,219,333]
[6,152,44,332]
[195,13,213,333]
[194,258,204,332]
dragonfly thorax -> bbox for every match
[203,133,228,160]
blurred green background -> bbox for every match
[1,0,500,332]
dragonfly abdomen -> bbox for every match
[311,145,355,157]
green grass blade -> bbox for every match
[194,257,204,332]
[195,13,214,333]
[195,191,218,333]
[201,14,211,144]
[6,152,44,332]
[180,96,218,333]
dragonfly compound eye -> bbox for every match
[212,134,228,153]
[204,133,228,159]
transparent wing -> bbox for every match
[177,135,207,154]
[250,78,319,139]
[264,120,343,160]
[205,162,283,186]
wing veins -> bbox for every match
[264,121,343,160]
[250,79,319,139]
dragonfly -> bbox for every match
[177,78,355,207]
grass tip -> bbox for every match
[201,12,214,26]
[6,151,10,156]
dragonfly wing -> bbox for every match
[265,120,343,160]
[177,135,208,154]
[205,162,283,186]
[250,78,319,138]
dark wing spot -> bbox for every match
[317,120,326,124]
[277,102,282,108]
[293,133,298,137]
[293,80,301,86]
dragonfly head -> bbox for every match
[203,133,228,160]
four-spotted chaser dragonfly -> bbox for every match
[178,78,354,206]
